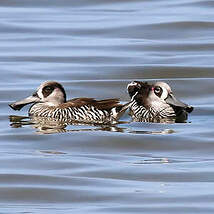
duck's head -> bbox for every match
[9,81,66,111]
[127,81,193,113]
[150,82,193,113]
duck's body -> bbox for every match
[9,81,130,124]
[29,97,126,124]
[127,81,193,122]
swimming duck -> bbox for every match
[127,81,193,122]
[9,81,131,124]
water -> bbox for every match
[2,0,214,213]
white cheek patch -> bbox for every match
[161,87,168,100]
[48,88,65,104]
[51,88,61,98]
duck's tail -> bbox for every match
[111,101,133,122]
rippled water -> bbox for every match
[2,0,214,213]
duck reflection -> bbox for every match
[131,117,184,123]
[9,115,175,135]
[9,115,125,134]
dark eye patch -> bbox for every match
[42,86,54,98]
[154,86,163,97]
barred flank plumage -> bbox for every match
[129,100,176,121]
[29,103,121,124]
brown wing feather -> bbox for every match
[60,98,122,110]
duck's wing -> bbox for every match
[60,98,121,110]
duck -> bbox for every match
[9,81,131,124]
[127,81,193,122]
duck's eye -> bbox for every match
[154,86,162,97]
[42,86,54,97]
[154,87,160,93]
[44,86,53,93]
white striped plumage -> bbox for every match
[29,103,112,124]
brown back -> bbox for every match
[59,98,122,111]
